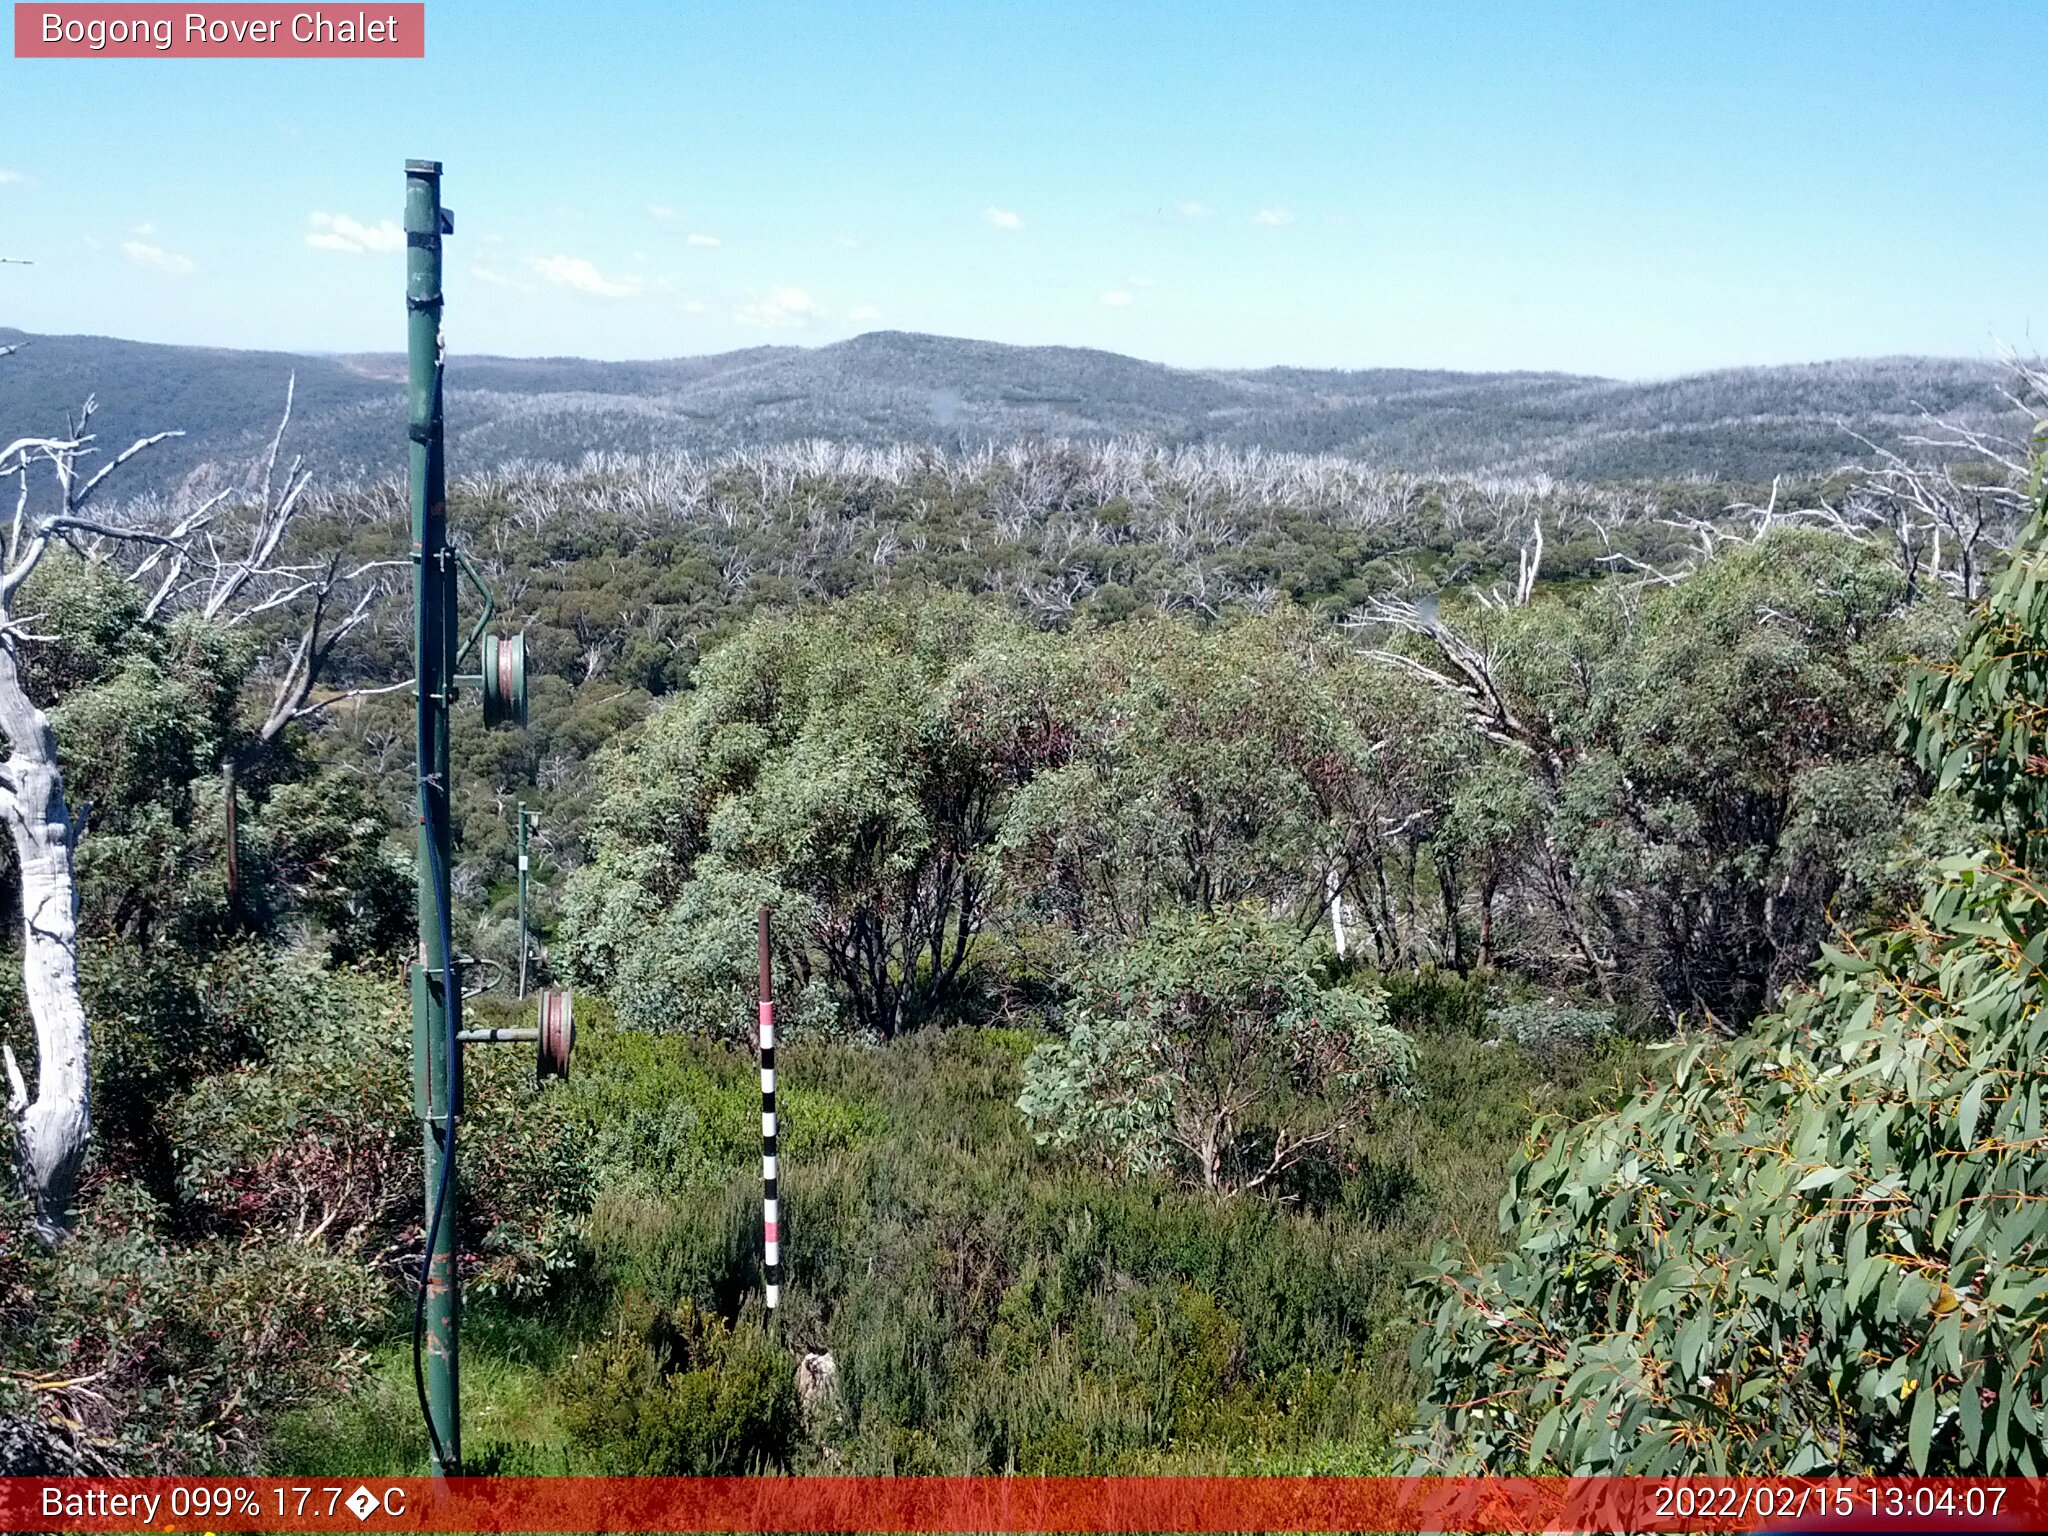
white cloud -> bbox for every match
[683,299,708,315]
[307,212,404,254]
[471,265,535,292]
[123,240,195,276]
[1175,201,1213,219]
[982,206,1024,231]
[836,236,862,250]
[0,170,35,188]
[529,254,644,298]
[650,207,722,247]
[734,285,822,329]
[1251,207,1295,227]
[131,221,156,236]
[1099,290,1134,309]
[848,303,883,322]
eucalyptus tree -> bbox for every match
[0,377,394,1240]
[1409,462,2048,1476]
[0,401,186,1237]
[1355,528,1940,1025]
[997,610,1471,961]
[1017,906,1415,1196]
[562,596,1072,1039]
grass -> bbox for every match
[267,1296,604,1476]
[269,997,1647,1477]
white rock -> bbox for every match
[797,1351,838,1412]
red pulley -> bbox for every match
[537,987,574,1081]
[481,631,528,729]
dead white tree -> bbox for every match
[0,401,185,1241]
[1342,595,1618,995]
[131,381,407,904]
[1513,513,1544,606]
[1345,595,1535,754]
[1,379,402,1238]
[1829,422,2031,603]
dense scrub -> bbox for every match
[241,434,2014,1047]
[0,956,584,1471]
[1409,470,2048,1474]
[2,398,2034,1475]
[293,439,2002,981]
[0,542,581,1470]
[562,536,1958,1040]
[277,994,1646,1476]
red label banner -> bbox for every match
[1,1477,2044,1533]
[14,4,424,57]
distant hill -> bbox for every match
[0,326,2020,493]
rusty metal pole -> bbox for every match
[758,907,779,1330]
[406,156,460,1477]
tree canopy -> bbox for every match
[1407,481,2048,1475]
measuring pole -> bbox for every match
[516,801,531,999]
[758,907,779,1327]
[406,157,461,1476]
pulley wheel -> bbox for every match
[481,631,528,729]
[537,987,574,1081]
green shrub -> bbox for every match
[1018,908,1415,1195]
[0,1178,385,1472]
[1410,854,2048,1474]
[569,1011,884,1197]
[1408,481,2048,1475]
[168,966,592,1301]
[1484,1000,1617,1055]
[560,1296,797,1474]
[1380,966,1495,1036]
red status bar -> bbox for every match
[4,1476,2044,1533]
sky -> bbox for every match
[0,1,2041,376]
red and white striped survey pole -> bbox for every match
[757,906,780,1324]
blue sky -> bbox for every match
[0,1,2039,375]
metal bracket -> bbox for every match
[452,544,498,668]
[409,962,461,1122]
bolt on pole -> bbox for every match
[406,155,461,1477]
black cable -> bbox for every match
[410,350,460,1476]
[411,758,459,1474]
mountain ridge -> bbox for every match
[0,326,2019,492]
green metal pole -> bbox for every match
[406,157,460,1476]
[517,801,529,999]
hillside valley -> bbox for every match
[0,326,2020,491]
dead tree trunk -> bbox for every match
[0,641,88,1241]
[0,406,183,1239]
[0,380,395,1240]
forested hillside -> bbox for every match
[3,358,2045,1475]
[0,327,2021,493]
